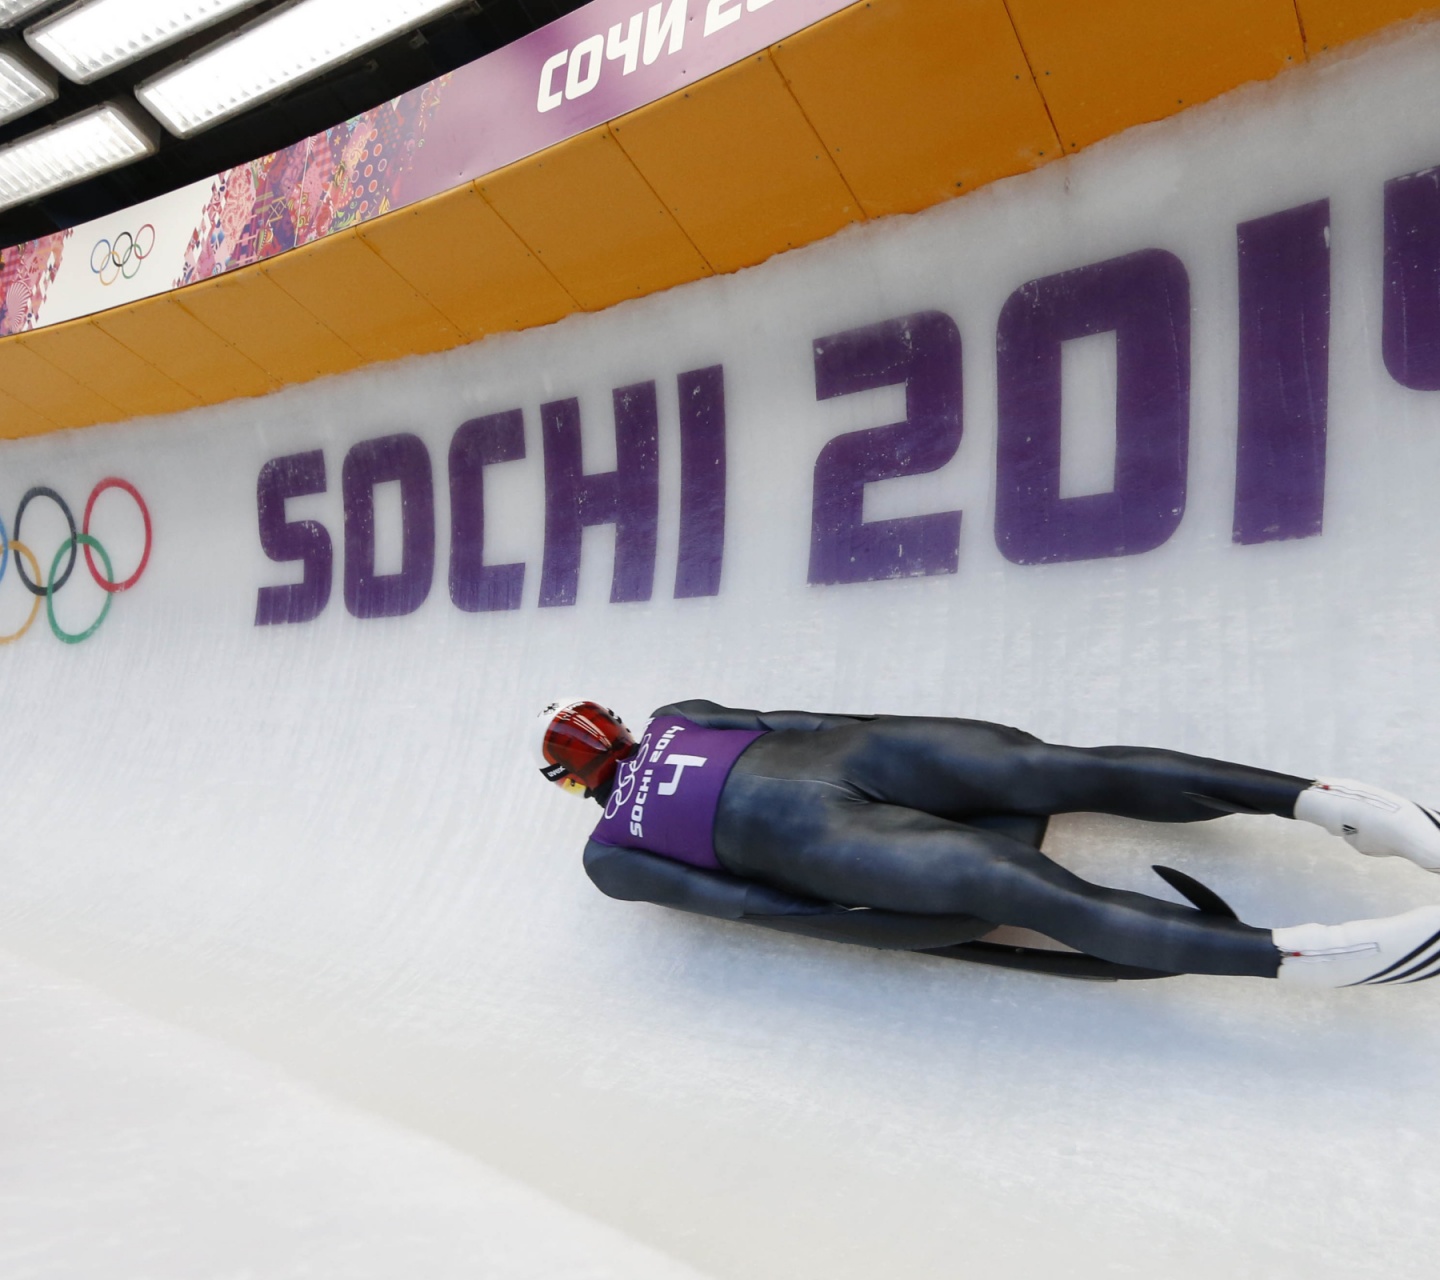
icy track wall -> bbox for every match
[10,23,1440,1280]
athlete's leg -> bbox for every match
[715,787,1280,976]
[771,717,1312,823]
[838,720,1440,869]
[996,740,1310,822]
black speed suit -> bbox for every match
[584,701,1311,980]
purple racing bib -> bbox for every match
[589,716,764,868]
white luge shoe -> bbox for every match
[1275,906,1440,988]
[1294,778,1440,871]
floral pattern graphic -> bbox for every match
[178,78,450,286]
[0,231,72,335]
[0,78,448,337]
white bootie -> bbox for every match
[1294,778,1440,871]
[1275,906,1440,987]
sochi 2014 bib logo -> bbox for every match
[604,729,651,821]
[604,722,709,839]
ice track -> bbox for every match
[5,22,1440,1279]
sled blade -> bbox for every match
[921,940,1179,982]
[1152,864,1239,920]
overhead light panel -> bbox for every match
[0,42,56,126]
[0,102,157,212]
[136,0,470,137]
[27,0,269,85]
[0,0,57,28]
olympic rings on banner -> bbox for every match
[89,224,155,286]
[47,535,111,645]
[0,542,41,645]
[0,478,151,646]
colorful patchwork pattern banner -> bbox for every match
[0,0,854,338]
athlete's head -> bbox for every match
[533,699,635,799]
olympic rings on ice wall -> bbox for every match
[0,478,151,646]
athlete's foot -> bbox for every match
[1274,906,1440,987]
[1294,778,1440,871]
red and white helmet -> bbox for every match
[533,699,635,796]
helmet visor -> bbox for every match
[538,701,634,791]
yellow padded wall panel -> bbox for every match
[0,384,57,439]
[611,53,861,275]
[19,321,199,421]
[770,0,1058,219]
[478,126,712,311]
[0,334,121,429]
[176,267,365,385]
[359,183,578,339]
[1006,0,1305,153]
[95,298,276,403]
[263,234,464,362]
[1297,1,1440,51]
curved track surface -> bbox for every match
[4,24,1440,1279]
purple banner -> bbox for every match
[408,0,857,199]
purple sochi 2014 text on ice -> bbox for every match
[255,165,1440,625]
[807,311,963,586]
[343,433,435,620]
[995,249,1190,566]
[540,383,661,608]
[1384,167,1440,391]
[675,365,727,600]
[450,411,528,613]
[1235,201,1331,546]
[256,450,332,626]
[254,367,725,624]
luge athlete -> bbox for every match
[535,699,1440,986]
